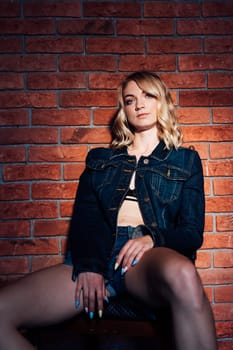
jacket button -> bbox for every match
[143,158,149,164]
[151,222,157,228]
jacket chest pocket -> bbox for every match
[150,167,188,204]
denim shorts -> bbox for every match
[64,225,146,297]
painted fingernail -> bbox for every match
[114,262,119,270]
[121,266,128,275]
[89,311,94,320]
[85,307,88,313]
[75,299,79,309]
[98,310,103,318]
[132,258,138,266]
[104,296,109,303]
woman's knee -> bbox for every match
[163,257,204,310]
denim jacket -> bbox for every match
[69,140,205,281]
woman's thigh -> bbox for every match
[0,264,79,329]
[124,247,200,308]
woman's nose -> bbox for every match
[135,98,144,111]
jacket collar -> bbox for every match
[111,140,173,161]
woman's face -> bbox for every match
[123,80,158,132]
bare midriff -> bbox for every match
[117,199,144,227]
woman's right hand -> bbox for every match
[75,271,106,319]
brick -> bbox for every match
[216,322,233,340]
[213,108,233,124]
[210,143,233,160]
[144,1,200,17]
[203,1,233,16]
[26,37,83,53]
[204,215,213,233]
[148,38,201,54]
[34,219,70,236]
[162,73,205,89]
[63,163,85,180]
[32,109,90,126]
[27,73,86,90]
[0,221,30,237]
[199,268,233,285]
[3,164,61,181]
[0,238,59,255]
[215,286,233,303]
[31,256,63,272]
[212,303,233,321]
[0,92,56,108]
[60,56,116,72]
[24,0,81,17]
[29,146,87,162]
[60,201,74,218]
[177,108,210,124]
[204,178,211,196]
[0,38,21,53]
[178,19,233,35]
[0,1,20,17]
[0,110,28,126]
[206,160,233,177]
[183,126,233,142]
[0,19,54,34]
[179,55,233,71]
[0,73,23,90]
[118,19,173,35]
[89,73,125,89]
[32,182,77,200]
[214,251,233,268]
[196,251,211,268]
[87,38,144,54]
[216,215,233,232]
[0,55,56,72]
[206,196,233,213]
[93,109,116,126]
[218,341,233,350]
[119,55,176,72]
[0,147,26,163]
[0,184,29,201]
[213,179,233,196]
[0,201,58,220]
[202,234,232,249]
[58,19,114,35]
[180,90,233,107]
[0,258,28,274]
[60,91,117,108]
[84,2,140,17]
[205,37,233,53]
[0,127,57,145]
[208,73,233,88]
[61,127,112,144]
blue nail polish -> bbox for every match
[132,258,138,266]
[89,311,94,319]
[121,266,127,275]
[104,296,109,303]
[75,299,79,309]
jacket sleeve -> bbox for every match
[154,151,205,259]
[68,152,112,281]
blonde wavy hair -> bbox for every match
[111,71,183,150]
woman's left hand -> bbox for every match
[115,235,154,274]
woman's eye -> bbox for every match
[145,93,155,99]
[125,99,134,106]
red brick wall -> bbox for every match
[0,1,232,348]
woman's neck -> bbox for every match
[128,132,160,159]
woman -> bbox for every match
[0,71,217,350]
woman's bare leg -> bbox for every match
[125,248,217,350]
[0,264,82,350]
